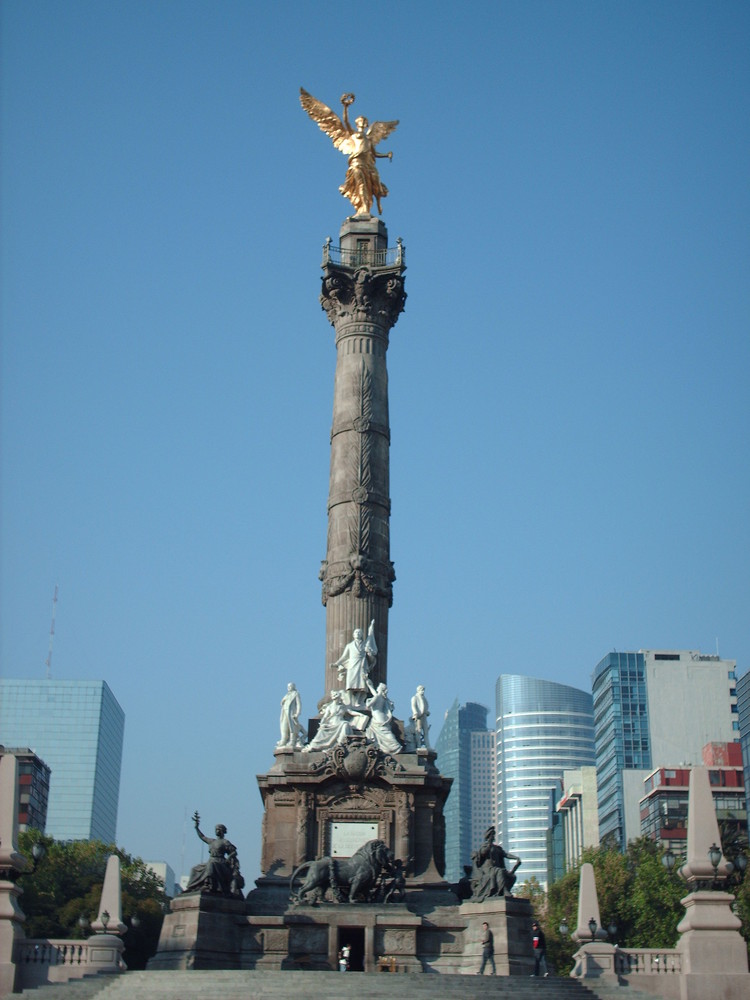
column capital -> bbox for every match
[320,266,406,331]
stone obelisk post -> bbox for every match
[318,216,406,696]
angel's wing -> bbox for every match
[300,88,350,149]
[367,120,399,146]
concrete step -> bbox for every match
[17,974,117,999]
[88,970,604,1000]
[578,982,659,1000]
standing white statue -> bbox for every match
[411,685,431,748]
[332,620,377,697]
[277,682,306,749]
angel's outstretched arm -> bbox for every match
[340,93,355,133]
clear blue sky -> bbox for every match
[2,1,748,882]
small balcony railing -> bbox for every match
[322,238,405,269]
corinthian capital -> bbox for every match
[320,267,406,329]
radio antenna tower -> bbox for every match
[45,584,58,679]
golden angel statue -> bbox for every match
[300,88,399,217]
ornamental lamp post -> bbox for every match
[662,847,676,873]
[30,841,46,872]
[708,843,722,873]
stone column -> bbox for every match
[0,754,29,998]
[318,218,406,694]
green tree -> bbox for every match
[17,832,167,969]
[622,837,683,948]
[546,861,581,975]
[719,824,750,957]
[516,875,547,917]
[734,872,750,955]
[545,838,683,974]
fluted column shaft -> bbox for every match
[318,217,406,697]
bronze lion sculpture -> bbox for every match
[289,839,396,904]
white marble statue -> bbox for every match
[301,691,356,753]
[332,619,377,696]
[410,684,431,748]
[277,682,306,749]
[365,680,402,754]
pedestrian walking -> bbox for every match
[478,921,496,975]
[531,920,549,977]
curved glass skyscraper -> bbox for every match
[495,675,595,887]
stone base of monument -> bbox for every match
[149,890,535,974]
[455,898,534,975]
[147,895,248,971]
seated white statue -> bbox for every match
[301,691,354,753]
[365,680,402,754]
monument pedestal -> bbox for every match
[254,741,450,888]
[151,892,533,974]
[448,898,534,975]
[148,895,247,971]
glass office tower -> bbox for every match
[435,700,493,883]
[592,651,651,847]
[0,679,124,842]
[592,649,736,848]
[495,675,595,887]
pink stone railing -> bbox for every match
[615,948,682,975]
[17,939,90,968]
[14,936,123,990]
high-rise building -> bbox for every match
[495,675,595,888]
[592,649,738,848]
[0,746,51,832]
[435,700,493,883]
[556,766,600,872]
[639,743,746,859]
[0,679,124,843]
[145,861,178,899]
[546,779,565,885]
[737,668,750,819]
[470,728,496,854]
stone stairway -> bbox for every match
[16,970,658,1000]
[16,977,117,1000]
[576,982,657,1000]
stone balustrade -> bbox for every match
[17,939,90,969]
[615,948,682,975]
[13,934,124,991]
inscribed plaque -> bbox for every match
[330,821,378,857]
